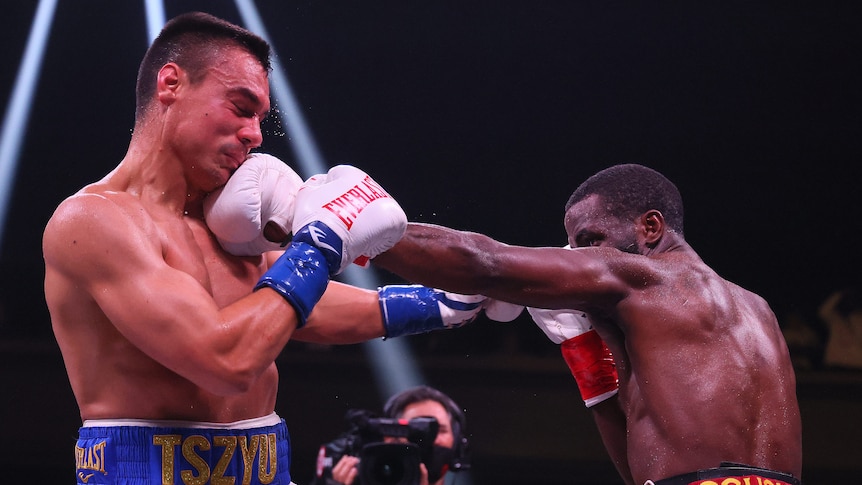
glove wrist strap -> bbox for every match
[560,329,619,407]
[292,221,343,276]
[378,285,444,338]
[254,242,330,327]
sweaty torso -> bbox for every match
[592,252,802,482]
[45,186,278,423]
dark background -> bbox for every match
[1,1,860,484]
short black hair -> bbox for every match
[134,11,271,120]
[566,163,685,234]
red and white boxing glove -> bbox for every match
[291,165,407,275]
[473,297,617,407]
[254,165,405,324]
[203,153,303,256]
[528,307,618,407]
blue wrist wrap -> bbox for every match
[254,241,330,327]
[378,285,478,338]
[292,221,343,277]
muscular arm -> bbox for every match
[373,223,630,312]
[377,223,639,481]
[293,281,386,344]
[44,194,302,396]
[591,397,634,485]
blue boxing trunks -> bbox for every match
[75,413,293,485]
[645,462,800,485]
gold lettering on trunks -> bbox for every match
[153,435,182,485]
[212,436,237,485]
[181,435,210,485]
[239,435,260,485]
[75,440,107,476]
[258,433,277,483]
[154,432,278,485]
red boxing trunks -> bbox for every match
[75,413,292,485]
[646,462,800,485]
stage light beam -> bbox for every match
[233,0,427,401]
[143,0,166,43]
[0,0,58,254]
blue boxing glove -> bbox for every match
[253,222,346,327]
[254,240,330,327]
[379,285,486,338]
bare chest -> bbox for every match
[162,216,266,307]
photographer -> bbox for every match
[315,386,469,485]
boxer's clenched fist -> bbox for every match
[204,153,303,256]
[255,165,407,325]
[291,165,407,276]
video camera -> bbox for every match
[313,409,440,485]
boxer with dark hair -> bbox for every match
[373,164,802,485]
[43,12,490,485]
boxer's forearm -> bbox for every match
[375,222,586,310]
[374,223,500,294]
[293,281,385,343]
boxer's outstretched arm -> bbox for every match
[373,223,631,313]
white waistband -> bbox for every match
[82,412,281,430]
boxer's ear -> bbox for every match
[640,209,664,247]
[156,63,182,105]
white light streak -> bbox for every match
[143,0,166,43]
[234,0,427,402]
[0,0,58,253]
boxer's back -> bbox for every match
[602,252,802,481]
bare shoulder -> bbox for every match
[672,257,781,335]
[727,279,778,324]
[45,190,134,244]
[43,189,158,278]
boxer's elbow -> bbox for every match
[193,343,270,396]
[202,360,262,396]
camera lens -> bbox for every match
[370,461,405,482]
[359,443,421,485]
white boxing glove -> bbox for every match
[524,244,593,343]
[483,300,525,322]
[204,153,303,256]
[526,307,593,344]
[292,165,407,275]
